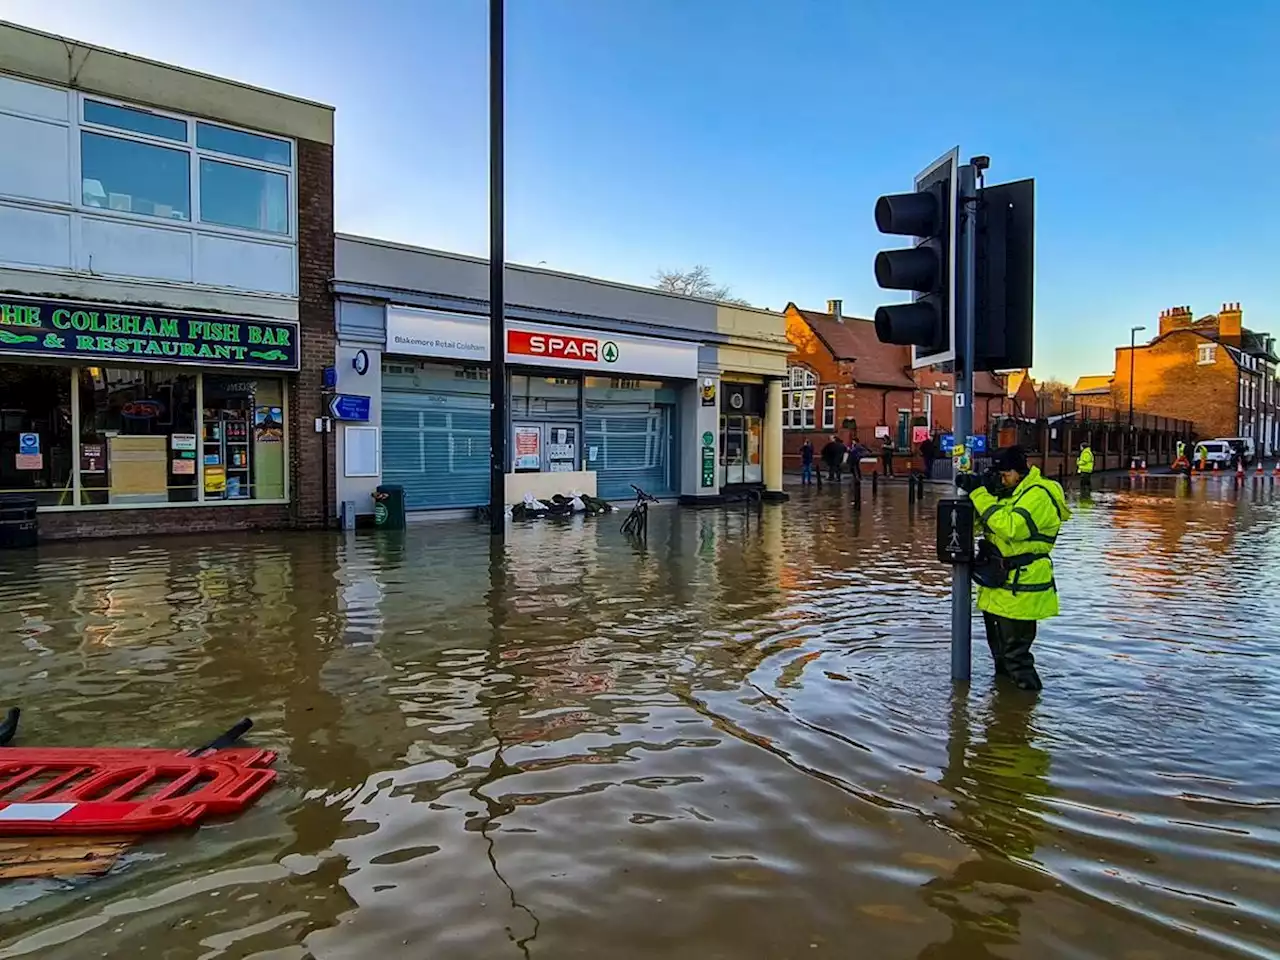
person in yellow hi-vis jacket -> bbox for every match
[1076,441,1095,493]
[956,446,1071,691]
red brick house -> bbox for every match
[782,301,1008,469]
[1112,303,1278,454]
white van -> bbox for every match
[1217,437,1256,466]
[1197,441,1233,467]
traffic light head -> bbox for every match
[872,149,957,367]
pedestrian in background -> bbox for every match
[821,435,844,483]
[881,436,896,477]
[920,435,937,479]
[800,436,816,486]
[1076,440,1094,494]
[848,435,865,482]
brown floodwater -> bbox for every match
[0,476,1277,960]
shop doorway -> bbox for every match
[719,414,763,486]
[512,422,580,473]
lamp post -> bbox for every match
[487,0,506,537]
[1128,325,1145,460]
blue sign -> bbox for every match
[968,434,988,454]
[322,366,338,389]
[18,433,38,455]
[940,433,955,455]
[328,394,371,422]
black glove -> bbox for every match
[955,472,981,493]
[982,466,1006,496]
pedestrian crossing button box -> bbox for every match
[936,497,975,565]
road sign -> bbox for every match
[328,394,371,422]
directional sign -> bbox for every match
[328,394,371,422]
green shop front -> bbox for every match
[0,295,298,523]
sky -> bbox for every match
[3,0,1278,382]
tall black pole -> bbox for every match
[488,0,506,536]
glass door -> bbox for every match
[720,414,745,485]
[744,415,763,483]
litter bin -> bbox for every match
[373,484,406,530]
[0,495,38,549]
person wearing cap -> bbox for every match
[1076,440,1095,493]
[956,445,1071,690]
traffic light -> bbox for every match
[974,178,1034,371]
[872,149,957,368]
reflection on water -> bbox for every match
[0,476,1278,959]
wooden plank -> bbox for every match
[0,835,135,880]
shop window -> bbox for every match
[0,365,74,508]
[199,159,289,235]
[511,373,580,418]
[203,375,286,501]
[81,131,191,220]
[78,367,198,505]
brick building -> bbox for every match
[0,23,335,539]
[1110,303,1278,455]
[782,300,1005,468]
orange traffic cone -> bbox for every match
[1257,460,1265,476]
[1236,460,1245,480]
[1273,460,1280,477]
[1140,459,1148,475]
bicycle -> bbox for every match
[620,484,659,538]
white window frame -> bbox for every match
[1197,343,1217,365]
[783,366,818,430]
[821,387,836,429]
[33,365,291,513]
[0,73,298,296]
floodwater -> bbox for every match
[0,476,1278,960]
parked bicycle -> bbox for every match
[620,484,659,538]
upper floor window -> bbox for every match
[821,387,836,429]
[1197,343,1217,365]
[78,97,293,239]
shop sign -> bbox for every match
[701,446,716,488]
[700,380,716,406]
[385,306,698,379]
[0,296,300,371]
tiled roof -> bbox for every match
[1073,374,1113,394]
[794,307,916,389]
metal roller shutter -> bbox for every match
[382,374,490,511]
[584,403,673,500]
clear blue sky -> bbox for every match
[5,0,1278,381]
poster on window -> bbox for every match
[875,425,890,439]
[80,444,106,474]
[912,426,930,444]
[513,425,541,471]
[254,406,284,443]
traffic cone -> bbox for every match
[1273,460,1280,477]
[1128,458,1137,475]
[1235,460,1245,480]
[1257,460,1265,476]
[1140,459,1147,475]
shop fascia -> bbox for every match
[385,305,699,379]
[0,294,300,511]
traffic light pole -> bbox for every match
[950,161,979,682]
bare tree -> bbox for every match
[1037,377,1072,403]
[653,265,749,305]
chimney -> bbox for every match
[827,299,843,323]
[1157,305,1193,337]
[1218,301,1243,345]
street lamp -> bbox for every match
[1129,325,1145,460]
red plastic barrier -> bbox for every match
[0,749,276,835]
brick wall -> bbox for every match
[1114,330,1239,439]
[290,137,336,528]
[39,504,290,541]
[782,313,854,466]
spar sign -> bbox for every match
[384,306,699,379]
[507,329,619,364]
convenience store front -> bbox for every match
[379,306,699,510]
[0,294,297,528]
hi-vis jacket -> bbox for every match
[968,467,1071,620]
[1076,446,1095,474]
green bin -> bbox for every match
[373,484,406,530]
